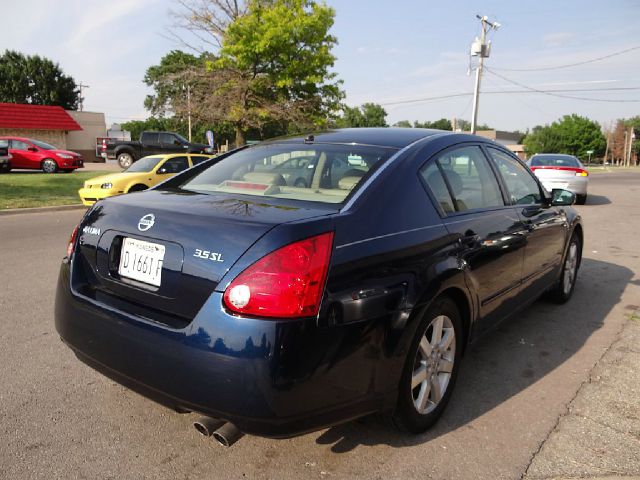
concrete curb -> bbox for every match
[0,204,86,216]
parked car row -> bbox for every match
[0,136,84,173]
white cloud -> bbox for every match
[542,32,575,47]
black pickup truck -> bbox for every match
[102,131,210,168]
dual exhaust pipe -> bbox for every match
[193,417,244,447]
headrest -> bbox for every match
[338,176,362,190]
[243,172,286,186]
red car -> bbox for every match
[0,136,84,173]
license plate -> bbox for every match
[118,238,165,286]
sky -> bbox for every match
[2,0,639,133]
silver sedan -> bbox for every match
[527,154,589,205]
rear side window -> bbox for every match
[190,155,210,166]
[141,132,159,143]
[420,161,455,214]
[488,148,542,205]
[434,146,504,212]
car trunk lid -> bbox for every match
[73,190,335,325]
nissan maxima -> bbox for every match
[55,128,583,446]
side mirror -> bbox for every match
[551,188,575,206]
[157,167,168,174]
[173,139,181,146]
[28,146,38,152]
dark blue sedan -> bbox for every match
[55,128,582,446]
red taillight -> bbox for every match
[530,165,588,176]
[223,232,334,319]
[67,225,79,258]
[101,139,107,151]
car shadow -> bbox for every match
[314,257,632,452]
[585,194,610,205]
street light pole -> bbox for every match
[470,15,499,134]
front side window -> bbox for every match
[434,146,504,212]
[159,156,189,173]
[160,133,177,145]
[488,148,542,205]
[173,144,394,205]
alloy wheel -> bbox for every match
[563,242,578,295]
[411,315,456,414]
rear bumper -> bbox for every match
[540,177,588,195]
[54,261,396,438]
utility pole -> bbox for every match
[470,15,500,134]
[77,82,89,112]
[186,84,192,142]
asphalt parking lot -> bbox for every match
[1,171,638,479]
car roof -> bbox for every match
[265,128,452,149]
[530,153,578,159]
[0,136,32,141]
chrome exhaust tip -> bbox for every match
[193,417,225,437]
[212,422,244,447]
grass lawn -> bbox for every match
[0,171,105,209]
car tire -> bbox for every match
[117,153,134,169]
[392,296,463,433]
[549,232,581,304]
[575,194,587,205]
[294,178,307,188]
[0,163,9,173]
[127,184,148,193]
[41,159,58,173]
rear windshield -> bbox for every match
[175,143,395,204]
[530,155,579,167]
[125,156,163,173]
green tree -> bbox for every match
[0,50,80,109]
[624,116,640,155]
[414,118,452,130]
[524,114,606,159]
[143,50,207,117]
[168,0,343,146]
[337,103,387,127]
[393,120,412,128]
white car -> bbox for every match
[527,154,589,205]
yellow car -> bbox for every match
[78,154,212,206]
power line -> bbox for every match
[484,68,640,103]
[380,86,640,106]
[490,45,640,72]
